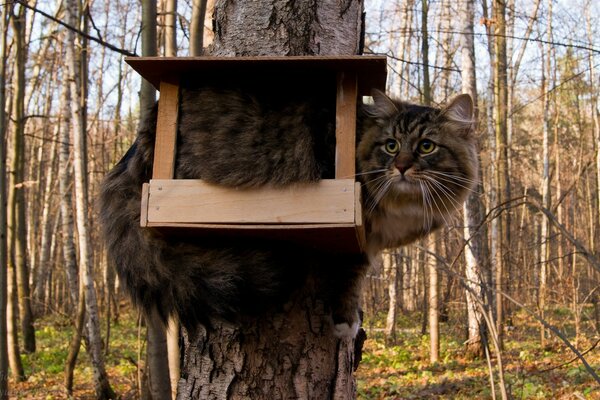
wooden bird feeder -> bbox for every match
[126,55,387,253]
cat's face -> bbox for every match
[358,91,478,238]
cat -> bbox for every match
[99,86,477,338]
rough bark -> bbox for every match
[210,0,363,56]
[177,1,365,398]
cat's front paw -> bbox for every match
[333,321,360,339]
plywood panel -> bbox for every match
[146,179,356,224]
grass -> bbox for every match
[356,309,600,399]
[11,310,141,399]
[6,306,600,399]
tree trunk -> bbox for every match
[189,0,207,56]
[0,2,10,396]
[146,309,172,399]
[140,1,173,397]
[167,317,180,400]
[420,0,431,105]
[64,0,115,397]
[6,255,24,381]
[178,1,364,397]
[383,250,397,345]
[164,0,177,56]
[493,0,509,348]
[33,128,58,314]
[428,236,439,364]
[538,0,553,347]
[460,0,488,359]
[9,3,35,354]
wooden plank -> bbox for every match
[146,179,356,224]
[140,183,150,227]
[152,81,180,179]
[335,71,357,179]
[125,55,387,95]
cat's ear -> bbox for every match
[368,89,401,119]
[440,94,475,136]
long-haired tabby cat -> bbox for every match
[99,86,477,338]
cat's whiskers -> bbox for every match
[419,180,435,233]
[369,177,393,214]
[419,174,463,211]
[423,178,464,217]
[422,180,451,228]
[425,171,479,193]
[364,174,391,213]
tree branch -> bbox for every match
[9,0,137,57]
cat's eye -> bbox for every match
[384,139,399,154]
[417,139,436,154]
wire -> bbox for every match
[8,0,137,57]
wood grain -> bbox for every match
[335,71,358,179]
[152,81,180,179]
[146,179,356,224]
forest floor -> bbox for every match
[7,307,600,399]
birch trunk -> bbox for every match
[538,1,553,347]
[64,0,115,397]
[178,1,365,397]
[460,0,488,358]
[189,0,207,56]
[428,236,439,364]
[383,250,397,345]
[164,0,177,56]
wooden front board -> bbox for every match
[144,179,358,225]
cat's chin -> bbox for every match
[390,179,423,197]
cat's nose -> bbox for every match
[395,155,413,175]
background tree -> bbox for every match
[0,2,10,398]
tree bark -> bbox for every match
[146,309,172,399]
[189,0,207,56]
[538,0,553,347]
[9,3,35,354]
[64,0,115,397]
[177,1,365,397]
[164,0,177,56]
[0,2,9,396]
[140,1,173,397]
[427,236,439,364]
[493,0,509,348]
[383,250,397,345]
[460,0,489,359]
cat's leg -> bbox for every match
[323,253,370,339]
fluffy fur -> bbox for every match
[99,87,477,335]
